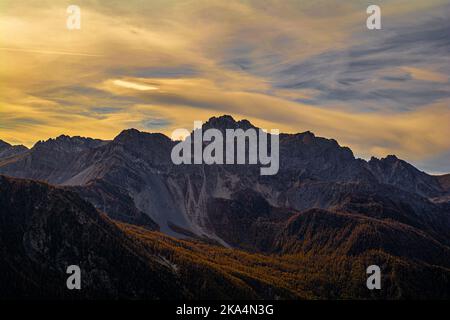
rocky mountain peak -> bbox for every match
[369,154,410,170]
[385,154,399,161]
[0,139,11,150]
[280,130,355,164]
[114,128,171,145]
[202,115,257,132]
[116,128,141,138]
[367,153,444,197]
[0,140,28,159]
[34,135,106,152]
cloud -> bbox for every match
[0,0,449,173]
[401,67,449,83]
[113,80,159,91]
[98,75,450,164]
[0,47,103,57]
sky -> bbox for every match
[0,0,449,174]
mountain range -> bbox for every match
[0,115,449,299]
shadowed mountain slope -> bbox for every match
[0,140,28,160]
[0,175,299,299]
[1,175,450,299]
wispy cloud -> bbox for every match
[0,47,103,57]
[0,0,449,172]
[113,80,159,91]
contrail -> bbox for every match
[0,47,103,57]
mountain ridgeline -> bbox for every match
[0,115,449,299]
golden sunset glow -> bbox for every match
[1,0,449,173]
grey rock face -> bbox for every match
[0,116,448,246]
[0,139,28,160]
[367,155,444,197]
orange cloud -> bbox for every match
[0,0,449,173]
